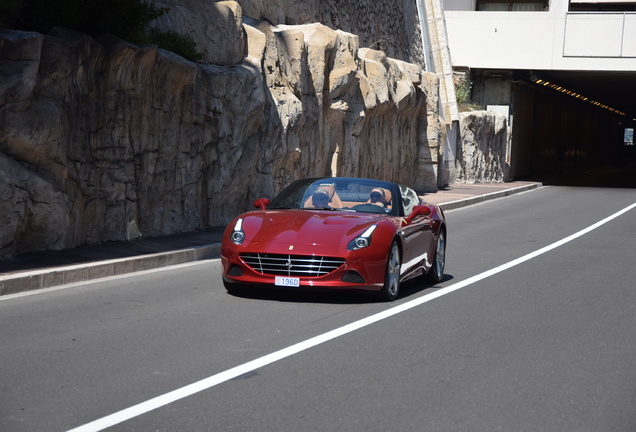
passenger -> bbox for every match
[312,189,331,208]
[369,188,388,207]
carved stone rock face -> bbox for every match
[0,5,443,259]
[457,111,509,183]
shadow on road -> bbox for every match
[226,274,455,304]
[530,161,636,189]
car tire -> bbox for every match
[379,241,401,301]
[427,229,446,283]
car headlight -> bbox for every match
[230,218,245,245]
[348,224,377,250]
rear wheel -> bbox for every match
[427,229,446,283]
[379,242,401,301]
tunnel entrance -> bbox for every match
[469,69,636,188]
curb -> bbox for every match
[437,183,541,211]
[0,244,221,296]
[0,182,541,296]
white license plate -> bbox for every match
[275,276,300,287]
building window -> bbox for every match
[477,0,547,10]
[625,128,634,146]
[569,1,636,12]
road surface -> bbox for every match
[2,185,635,431]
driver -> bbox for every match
[312,189,331,208]
[369,188,388,207]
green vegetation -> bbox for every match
[148,28,204,63]
[0,0,20,27]
[0,0,203,62]
[455,73,482,112]
[455,74,472,105]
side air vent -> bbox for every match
[341,271,366,284]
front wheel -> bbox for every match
[427,229,446,283]
[379,242,401,301]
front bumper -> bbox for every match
[221,250,387,292]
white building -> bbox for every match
[443,0,636,179]
[445,0,636,72]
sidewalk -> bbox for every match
[0,181,541,296]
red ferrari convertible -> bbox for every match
[221,177,446,300]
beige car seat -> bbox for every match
[304,183,343,208]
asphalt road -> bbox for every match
[2,185,635,432]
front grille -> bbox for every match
[240,253,345,277]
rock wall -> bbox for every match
[152,0,245,66]
[0,2,443,259]
[456,111,509,183]
[234,0,426,66]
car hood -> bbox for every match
[240,209,391,254]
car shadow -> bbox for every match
[226,273,455,304]
[396,273,455,301]
[227,286,373,304]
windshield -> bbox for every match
[268,178,399,215]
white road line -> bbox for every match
[67,202,636,432]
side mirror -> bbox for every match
[404,205,431,223]
[253,198,270,210]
